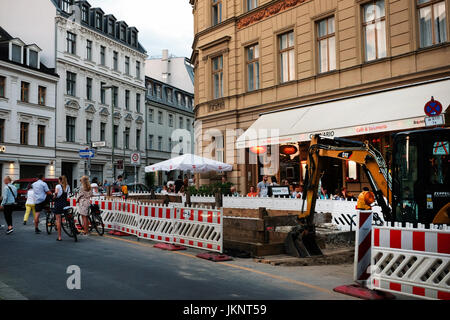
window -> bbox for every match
[113,51,118,71]
[120,26,126,41]
[147,82,152,96]
[86,77,92,100]
[37,125,45,147]
[86,120,92,143]
[158,136,163,151]
[100,82,106,104]
[100,46,106,66]
[100,122,106,141]
[29,50,38,68]
[20,122,29,145]
[212,55,223,99]
[136,61,141,79]
[149,109,154,122]
[186,119,191,131]
[179,117,184,129]
[131,32,137,47]
[136,129,141,150]
[124,128,130,149]
[66,71,76,96]
[125,90,130,110]
[67,32,76,55]
[112,86,118,108]
[81,5,88,22]
[86,40,92,61]
[38,86,46,106]
[246,44,260,91]
[177,92,183,105]
[149,135,154,149]
[0,76,5,97]
[158,111,163,125]
[362,0,387,61]
[317,16,336,73]
[0,119,4,143]
[166,88,173,102]
[169,114,174,127]
[11,44,22,63]
[418,0,447,48]
[156,85,162,99]
[246,0,257,11]
[279,31,295,83]
[66,116,76,142]
[96,12,102,29]
[108,20,115,35]
[212,0,222,26]
[136,93,141,113]
[20,81,29,102]
[125,56,130,75]
[113,125,118,147]
[61,0,72,13]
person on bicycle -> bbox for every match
[77,176,92,236]
[33,174,52,234]
[53,176,71,241]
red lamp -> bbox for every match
[250,146,267,154]
[280,145,298,155]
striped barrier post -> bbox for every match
[354,210,373,284]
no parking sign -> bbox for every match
[424,97,443,117]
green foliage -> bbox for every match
[187,182,233,196]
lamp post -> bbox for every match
[101,84,115,182]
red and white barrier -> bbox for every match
[138,205,174,243]
[369,224,450,300]
[171,207,223,253]
[353,211,373,284]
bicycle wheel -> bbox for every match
[92,214,105,236]
[46,212,54,235]
[69,219,78,242]
[61,212,75,238]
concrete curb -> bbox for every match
[0,281,28,300]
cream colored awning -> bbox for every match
[236,78,449,149]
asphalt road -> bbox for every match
[0,211,359,300]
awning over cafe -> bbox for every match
[236,78,449,149]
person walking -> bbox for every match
[33,174,52,234]
[53,176,71,241]
[0,176,17,235]
[77,176,92,236]
[23,183,36,225]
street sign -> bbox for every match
[131,152,141,165]
[425,115,445,127]
[424,97,443,117]
[79,149,95,158]
[92,141,106,148]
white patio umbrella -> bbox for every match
[144,153,233,173]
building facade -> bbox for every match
[145,76,195,184]
[190,0,450,194]
[0,27,59,190]
[0,0,148,187]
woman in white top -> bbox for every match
[90,177,100,196]
[23,184,36,225]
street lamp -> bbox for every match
[101,84,116,182]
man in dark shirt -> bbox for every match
[174,175,184,193]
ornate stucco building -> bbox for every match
[190,0,450,194]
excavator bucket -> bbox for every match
[284,225,323,258]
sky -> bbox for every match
[88,0,194,58]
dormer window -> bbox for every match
[81,6,89,23]
[95,12,102,29]
[131,32,137,47]
[28,50,38,68]
[108,20,115,35]
[120,26,126,41]
[11,44,22,63]
[61,0,73,13]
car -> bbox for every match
[126,183,150,193]
[13,178,59,209]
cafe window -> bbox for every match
[418,0,447,48]
[362,0,387,61]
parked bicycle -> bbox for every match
[46,204,78,242]
[77,204,105,236]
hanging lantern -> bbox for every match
[250,146,267,154]
[280,145,298,155]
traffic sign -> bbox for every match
[79,149,95,158]
[424,97,443,117]
[425,115,444,127]
[131,152,140,165]
[92,141,106,148]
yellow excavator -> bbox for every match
[285,128,450,258]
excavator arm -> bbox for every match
[285,135,393,258]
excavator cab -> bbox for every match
[392,128,450,225]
